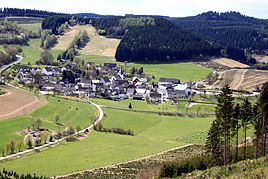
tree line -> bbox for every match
[0,18,40,45]
[57,30,90,61]
[170,11,268,52]
[206,85,268,166]
[159,85,268,178]
[0,7,65,18]
[0,168,47,179]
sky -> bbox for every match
[1,0,268,19]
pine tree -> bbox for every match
[232,103,241,161]
[215,85,233,166]
[240,98,252,159]
[252,103,262,158]
[205,119,223,164]
[257,85,268,156]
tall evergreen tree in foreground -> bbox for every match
[232,103,241,161]
[252,103,262,158]
[214,85,234,165]
[240,98,252,159]
[257,85,268,156]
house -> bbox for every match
[42,67,53,76]
[86,62,94,69]
[126,88,136,96]
[111,74,122,82]
[52,68,61,76]
[104,63,117,69]
[100,76,111,86]
[31,67,41,74]
[78,79,91,88]
[149,92,162,103]
[130,94,144,101]
[195,81,204,88]
[174,84,192,96]
[61,65,71,72]
[159,78,180,86]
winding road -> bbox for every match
[0,99,103,161]
[0,54,23,82]
[0,55,104,161]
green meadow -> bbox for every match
[0,96,97,151]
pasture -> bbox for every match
[18,23,41,33]
[0,96,97,151]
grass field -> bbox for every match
[0,132,181,177]
[91,98,215,113]
[0,17,43,24]
[127,62,212,82]
[0,96,97,151]
[18,23,41,33]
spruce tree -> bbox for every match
[257,85,268,156]
[240,98,252,159]
[232,103,241,161]
[252,103,262,158]
[215,85,233,166]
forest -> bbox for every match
[0,8,64,18]
[115,18,220,63]
[170,11,268,51]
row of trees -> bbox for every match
[94,123,134,136]
[0,18,39,45]
[57,30,89,61]
[0,7,64,18]
[0,168,47,179]
[206,85,268,166]
[40,30,57,49]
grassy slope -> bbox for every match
[18,23,41,33]
[0,132,181,177]
[0,96,97,151]
[91,98,215,113]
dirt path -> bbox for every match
[230,69,248,90]
[57,144,194,178]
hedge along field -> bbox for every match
[0,96,97,151]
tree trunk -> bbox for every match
[236,126,239,161]
[224,119,227,166]
[256,133,259,159]
[262,115,266,156]
[244,128,247,160]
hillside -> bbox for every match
[170,11,268,51]
[115,18,220,62]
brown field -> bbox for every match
[0,85,47,121]
[254,55,268,63]
[52,25,120,57]
[212,58,249,68]
[214,69,268,91]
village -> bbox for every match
[13,62,203,103]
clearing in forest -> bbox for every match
[212,58,249,68]
[53,25,120,57]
